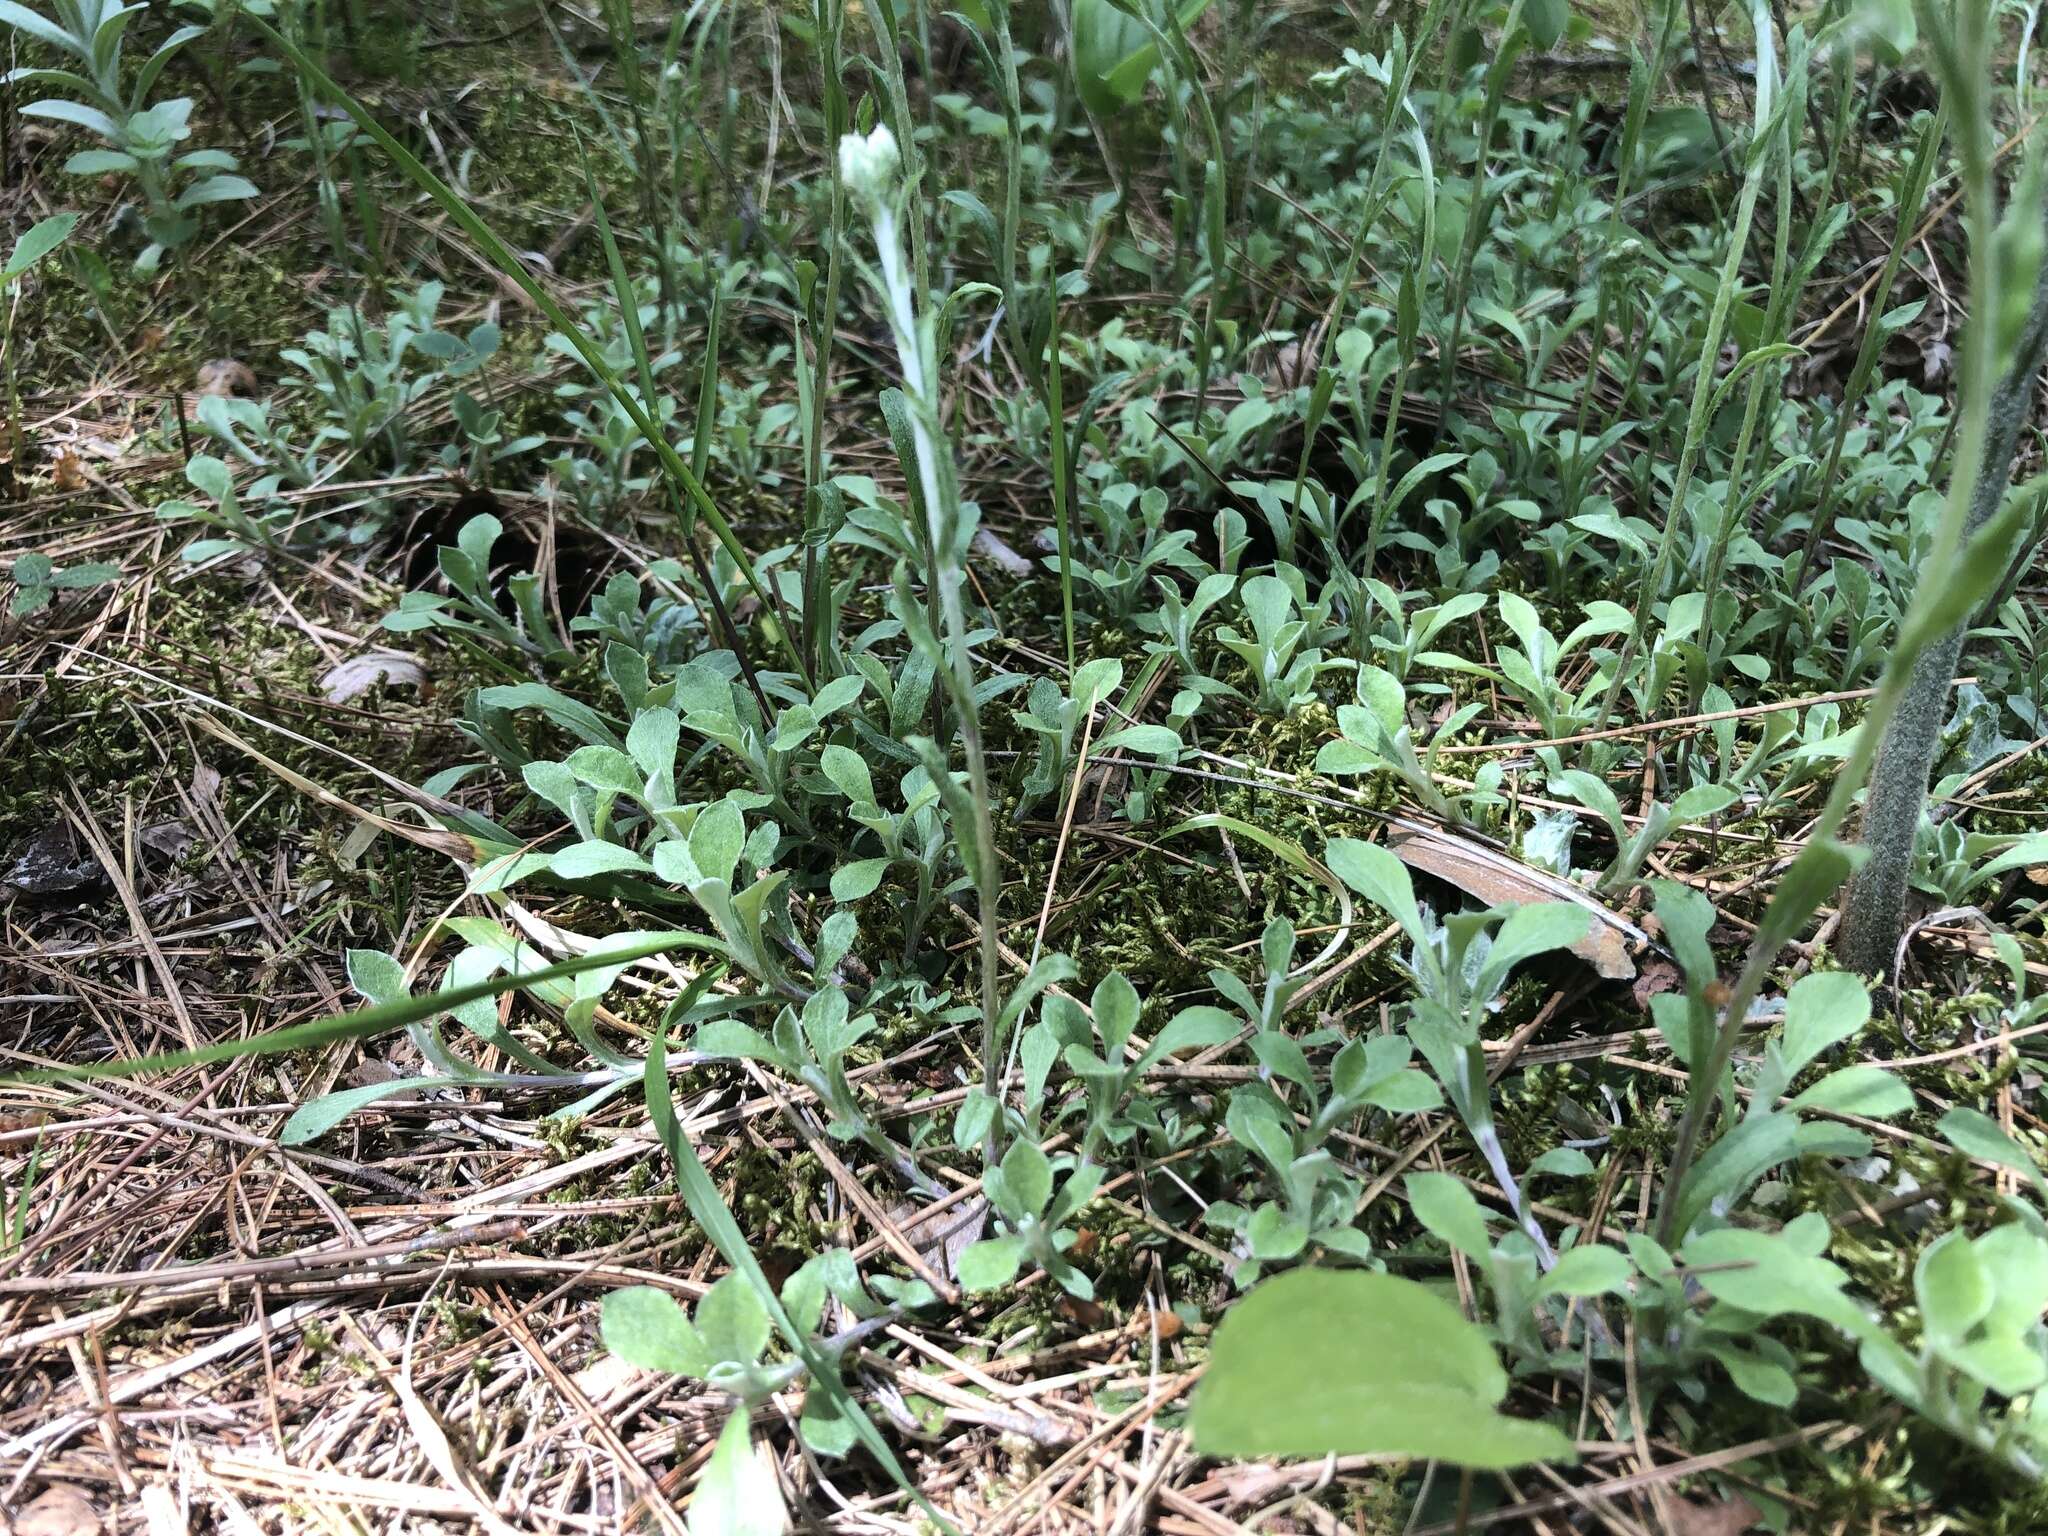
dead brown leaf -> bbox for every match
[195,359,256,398]
[1385,820,1645,981]
[1631,957,1683,1009]
[1665,1493,1761,1536]
[49,449,86,492]
[892,1196,987,1277]
[13,1485,104,1536]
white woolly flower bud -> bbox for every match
[837,125,901,207]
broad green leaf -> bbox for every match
[1971,833,2048,888]
[694,1019,791,1070]
[690,799,746,888]
[346,948,408,1006]
[689,1411,786,1536]
[1540,1244,1629,1298]
[694,1272,772,1368]
[1092,971,1141,1055]
[1916,1230,1994,1345]
[1525,0,1568,50]
[829,858,890,902]
[1939,1108,2048,1199]
[1325,837,1423,941]
[4,212,77,281]
[1779,971,1871,1076]
[1705,1342,1798,1406]
[999,1138,1054,1218]
[1071,0,1213,116]
[627,708,679,780]
[550,841,653,880]
[1527,1147,1596,1179]
[1191,1269,1574,1468]
[1246,1203,1310,1261]
[1406,1171,1492,1262]
[819,744,876,807]
[1669,783,1740,824]
[1095,723,1179,756]
[1682,1225,1872,1337]
[566,745,643,796]
[601,1287,713,1378]
[957,1234,1026,1292]
[1481,902,1589,984]
[280,1076,462,1145]
[1789,1065,1912,1118]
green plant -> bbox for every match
[956,1136,1103,1299]
[3,213,75,463]
[7,549,114,616]
[382,512,571,663]
[1011,657,1179,816]
[839,121,1009,1127]
[1190,1268,1574,1467]
[1315,665,1495,825]
[1326,837,1588,1265]
[1546,769,1738,894]
[1206,1030,1439,1284]
[1215,571,1344,717]
[602,1251,932,1513]
[1441,592,1631,742]
[282,283,496,474]
[156,453,295,561]
[1,1,255,271]
[694,982,939,1192]
[1054,481,1209,622]
[1026,970,1235,1159]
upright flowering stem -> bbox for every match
[842,128,1007,1134]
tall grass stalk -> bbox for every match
[1562,0,1681,526]
[972,1,1077,671]
[800,0,849,680]
[1166,2,1229,425]
[1785,100,1948,601]
[1656,0,2013,1243]
[841,127,1006,1133]
[598,0,682,320]
[1587,0,1784,744]
[1047,270,1077,671]
[1692,34,1818,693]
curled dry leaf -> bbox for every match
[320,651,428,704]
[195,358,257,398]
[2,825,103,898]
[1385,819,1646,980]
[893,1195,987,1276]
[971,527,1033,577]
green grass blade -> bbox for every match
[1046,271,1075,673]
[3,933,708,1087]
[694,280,725,487]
